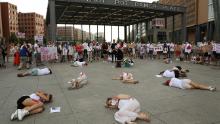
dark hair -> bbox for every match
[49,69,52,74]
[174,70,180,78]
[49,94,53,102]
[175,66,182,71]
[164,80,171,86]
[106,97,112,107]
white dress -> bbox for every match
[114,98,141,124]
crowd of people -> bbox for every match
[0,39,219,70]
[0,39,218,123]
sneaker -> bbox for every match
[10,110,18,121]
[18,109,29,121]
[209,87,216,91]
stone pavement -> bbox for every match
[0,59,220,124]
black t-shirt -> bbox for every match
[111,43,117,50]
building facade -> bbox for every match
[18,12,44,40]
[57,26,74,41]
[159,0,212,44]
[0,4,3,42]
[0,2,18,44]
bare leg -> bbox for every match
[189,81,214,91]
[24,107,44,115]
[137,112,150,122]
[112,77,122,80]
[22,98,44,112]
[122,80,139,84]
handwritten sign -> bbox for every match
[216,43,220,54]
[40,47,58,61]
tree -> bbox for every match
[10,33,18,44]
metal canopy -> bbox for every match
[46,0,186,26]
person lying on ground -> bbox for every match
[159,66,189,78]
[123,58,134,68]
[67,72,88,89]
[11,91,53,121]
[105,94,150,124]
[112,72,139,84]
[71,61,88,67]
[163,78,216,91]
[17,67,52,77]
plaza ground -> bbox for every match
[0,59,220,124]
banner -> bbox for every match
[216,43,220,53]
[40,47,58,61]
[34,35,44,45]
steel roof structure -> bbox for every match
[46,0,186,42]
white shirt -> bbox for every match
[29,93,40,101]
[163,70,175,78]
[184,43,192,53]
[37,68,50,76]
[169,78,184,89]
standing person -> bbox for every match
[13,46,20,66]
[184,42,192,61]
[0,43,5,67]
[87,42,93,62]
[18,44,29,70]
[102,42,108,61]
[111,39,117,63]
[82,42,88,61]
[34,41,41,66]
[105,94,150,124]
[116,48,124,68]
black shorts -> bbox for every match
[17,96,30,109]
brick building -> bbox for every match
[18,12,44,40]
[159,0,213,43]
[0,2,18,44]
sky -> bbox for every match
[0,0,157,42]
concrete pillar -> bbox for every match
[65,24,67,41]
[81,24,83,42]
[72,24,75,41]
[124,26,127,42]
[181,13,187,42]
[89,25,91,41]
[172,15,175,42]
[49,0,56,42]
[195,25,200,43]
[132,25,134,41]
[97,25,99,42]
[136,24,138,42]
[118,26,120,41]
[128,25,131,42]
[145,21,148,42]
[111,26,112,42]
[104,25,106,41]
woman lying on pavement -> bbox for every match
[67,72,88,89]
[112,72,139,84]
[163,78,216,91]
[11,91,53,121]
[17,67,52,77]
[105,94,150,124]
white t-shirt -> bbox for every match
[29,93,40,101]
[122,72,134,80]
[74,61,86,67]
[37,68,50,76]
[184,43,192,53]
[169,78,192,89]
[163,70,175,78]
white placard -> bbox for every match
[40,47,58,61]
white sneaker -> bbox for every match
[209,86,216,91]
[10,109,18,121]
[18,109,29,121]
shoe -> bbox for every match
[209,87,216,91]
[18,109,29,121]
[10,110,18,121]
